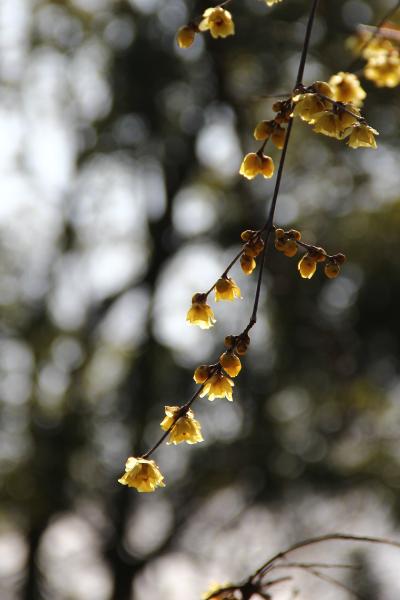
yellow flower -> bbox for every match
[215,276,242,302]
[240,253,257,275]
[347,123,378,149]
[219,351,241,377]
[364,52,400,87]
[292,93,329,123]
[118,457,165,492]
[313,109,359,140]
[200,371,234,401]
[176,25,196,48]
[239,152,274,179]
[311,80,335,98]
[328,72,366,106]
[193,364,214,384]
[199,7,235,39]
[186,293,216,329]
[347,31,394,59]
[271,125,286,149]
[253,120,275,141]
[298,254,317,279]
[160,406,203,445]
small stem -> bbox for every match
[251,533,400,582]
[296,0,320,87]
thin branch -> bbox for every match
[141,366,218,459]
[268,561,359,572]
[251,533,400,582]
[296,0,320,87]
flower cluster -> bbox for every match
[240,229,265,275]
[275,228,346,279]
[348,26,400,88]
[292,78,378,148]
[186,275,242,331]
[239,98,292,180]
[176,6,234,48]
[193,332,249,403]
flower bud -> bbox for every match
[194,365,213,384]
[176,25,196,48]
[240,253,257,275]
[219,352,242,377]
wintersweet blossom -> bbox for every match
[347,124,378,149]
[200,371,234,401]
[219,351,242,377]
[199,7,235,39]
[215,276,241,301]
[292,93,330,123]
[118,457,165,492]
[176,25,196,48]
[365,52,400,88]
[240,253,257,275]
[186,293,216,329]
[298,254,318,279]
[160,406,203,445]
[239,152,274,179]
[329,72,366,106]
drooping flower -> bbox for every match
[118,457,165,492]
[292,93,330,123]
[160,406,203,445]
[215,276,242,301]
[298,253,318,279]
[253,120,275,141]
[311,80,335,98]
[200,371,234,401]
[219,351,242,377]
[239,152,274,179]
[176,25,197,48]
[271,125,286,149]
[186,293,216,329]
[240,253,257,275]
[313,107,359,140]
[347,123,379,149]
[199,7,235,39]
[329,71,366,106]
[364,52,400,88]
